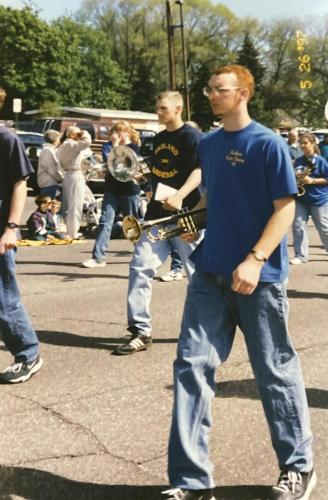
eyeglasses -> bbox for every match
[202,86,241,97]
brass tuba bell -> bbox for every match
[107,145,150,183]
[123,208,207,243]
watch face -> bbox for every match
[251,250,266,262]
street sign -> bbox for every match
[13,98,22,113]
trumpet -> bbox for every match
[123,207,207,243]
[107,145,151,183]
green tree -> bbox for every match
[236,32,265,87]
[52,17,131,109]
[189,62,213,130]
[0,7,54,116]
[0,6,131,119]
[77,0,242,119]
[235,32,271,124]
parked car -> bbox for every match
[17,131,45,193]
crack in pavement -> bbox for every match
[5,394,165,470]
[6,394,108,455]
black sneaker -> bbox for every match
[270,469,317,499]
[114,332,152,355]
[0,355,43,384]
[161,487,216,500]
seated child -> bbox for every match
[26,196,69,241]
[48,199,69,240]
[26,195,54,241]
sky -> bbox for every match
[1,0,327,22]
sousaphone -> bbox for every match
[107,145,151,183]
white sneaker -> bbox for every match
[82,258,106,268]
[289,257,304,265]
[160,270,183,282]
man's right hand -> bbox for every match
[180,230,200,243]
[0,229,17,254]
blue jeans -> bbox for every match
[292,201,328,260]
[92,190,140,262]
[168,269,313,490]
[169,240,183,273]
[127,231,200,335]
[0,250,39,362]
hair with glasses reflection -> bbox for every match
[213,64,255,100]
[157,91,184,108]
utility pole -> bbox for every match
[175,0,190,120]
[166,0,176,90]
[165,0,190,120]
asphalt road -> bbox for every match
[0,197,327,499]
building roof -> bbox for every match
[25,106,158,121]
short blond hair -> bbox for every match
[157,91,184,108]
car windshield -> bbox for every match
[17,133,44,145]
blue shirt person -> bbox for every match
[290,131,328,264]
[0,87,43,384]
[164,65,316,500]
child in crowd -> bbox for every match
[26,196,54,241]
[26,196,69,241]
[48,199,70,240]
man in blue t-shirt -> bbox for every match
[163,66,316,500]
[0,88,43,384]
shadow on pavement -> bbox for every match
[215,379,328,409]
[288,289,328,300]
[16,260,130,267]
[37,330,178,351]
[18,271,127,281]
[0,466,270,499]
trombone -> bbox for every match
[123,207,207,243]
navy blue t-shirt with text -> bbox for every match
[145,124,202,220]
